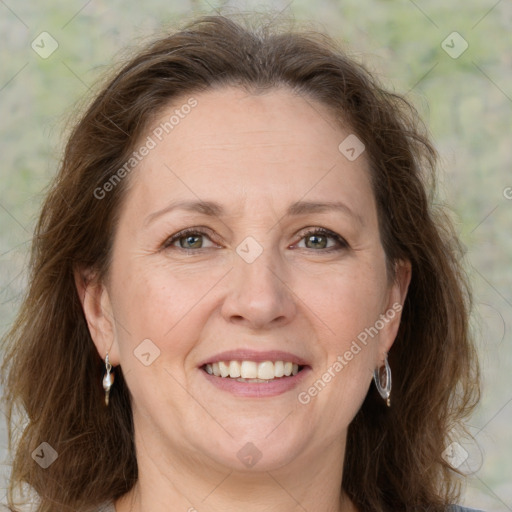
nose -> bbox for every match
[220,243,297,330]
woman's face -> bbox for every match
[84,86,409,474]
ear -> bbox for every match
[74,267,121,365]
[377,259,412,363]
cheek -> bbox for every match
[302,259,389,344]
[295,259,387,406]
[108,262,223,416]
[110,258,226,358]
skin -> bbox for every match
[78,86,411,512]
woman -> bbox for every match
[1,13,482,512]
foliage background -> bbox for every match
[1,0,511,510]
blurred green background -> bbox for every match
[1,0,511,510]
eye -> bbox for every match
[294,228,349,252]
[162,226,349,253]
[163,228,218,250]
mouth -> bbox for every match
[197,349,312,397]
[201,360,307,383]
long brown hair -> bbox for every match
[1,13,480,512]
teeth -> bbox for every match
[240,361,258,379]
[228,360,241,378]
[218,361,230,378]
[257,361,274,380]
[204,360,302,380]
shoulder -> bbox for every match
[448,506,485,512]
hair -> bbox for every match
[1,12,480,512]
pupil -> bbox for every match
[308,235,326,249]
[184,235,200,248]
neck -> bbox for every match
[115,426,356,512]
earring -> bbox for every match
[373,355,392,407]
[102,353,114,406]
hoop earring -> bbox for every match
[373,356,392,407]
[102,353,114,406]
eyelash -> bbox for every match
[162,227,349,253]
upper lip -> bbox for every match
[198,349,311,368]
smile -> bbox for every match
[203,360,303,382]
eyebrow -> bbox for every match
[145,199,363,226]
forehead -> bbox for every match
[123,86,375,221]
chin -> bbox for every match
[203,432,304,472]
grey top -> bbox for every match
[450,508,485,512]
[97,503,115,512]
[97,503,483,511]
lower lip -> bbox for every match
[200,367,311,398]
